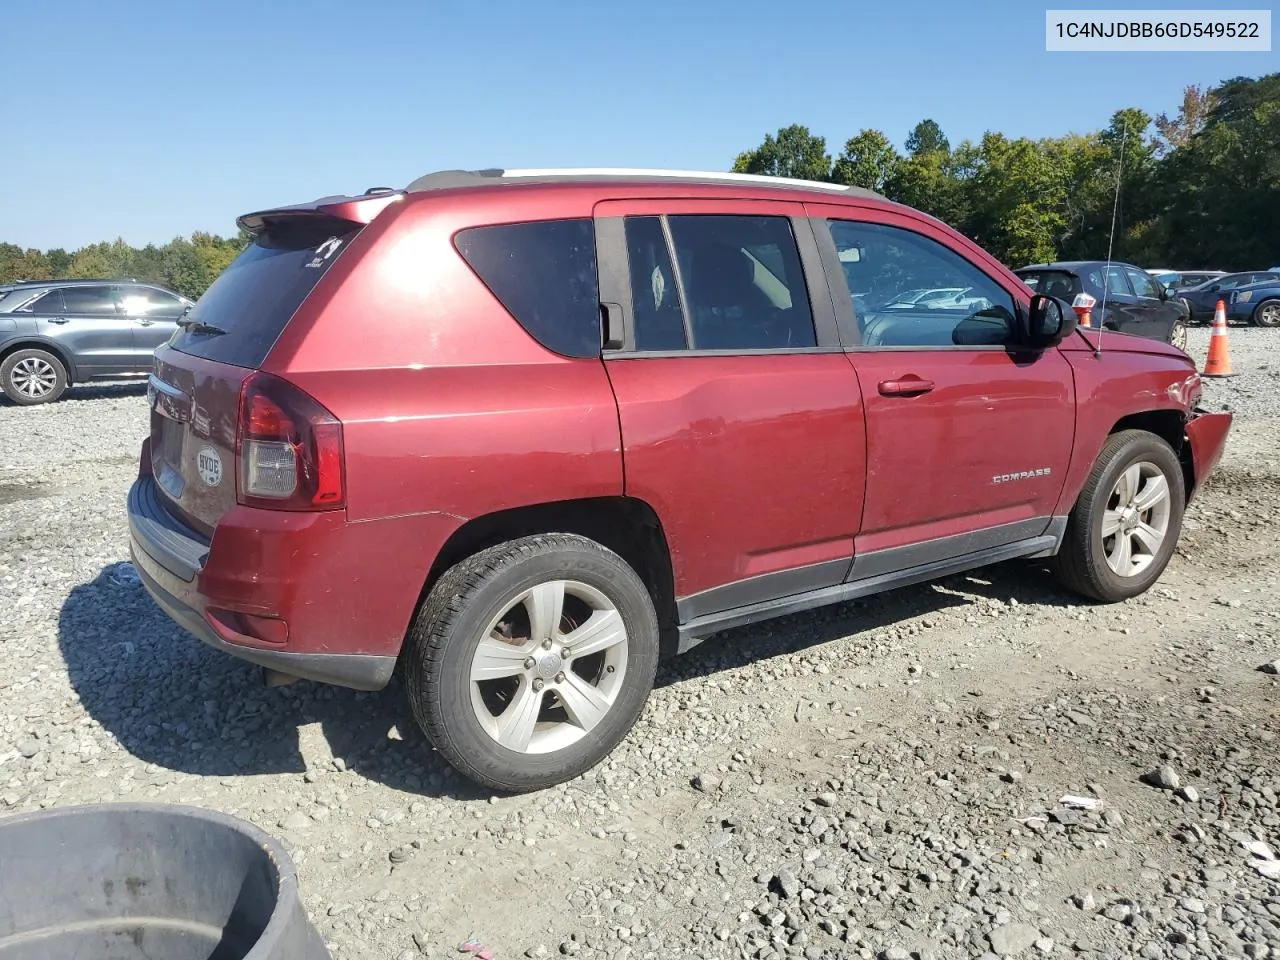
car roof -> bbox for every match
[239,166,900,232]
[1015,261,1117,273]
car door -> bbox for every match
[805,204,1075,574]
[595,198,866,624]
[23,285,137,376]
[120,285,186,360]
[1124,266,1180,340]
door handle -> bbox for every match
[878,376,935,397]
[137,319,154,326]
[47,317,69,324]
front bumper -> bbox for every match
[127,477,397,691]
[1184,407,1233,503]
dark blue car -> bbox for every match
[1226,277,1280,327]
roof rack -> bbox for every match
[403,167,886,200]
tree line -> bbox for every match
[0,233,247,301]
[733,72,1280,270]
[2,71,1276,299]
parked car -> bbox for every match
[0,279,193,404]
[1226,276,1280,326]
[1015,261,1190,351]
[127,167,1232,793]
[1178,270,1280,322]
[1165,270,1227,290]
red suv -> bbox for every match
[127,168,1232,793]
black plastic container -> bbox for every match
[0,803,329,960]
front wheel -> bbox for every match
[1252,299,1280,328]
[404,533,659,793]
[1052,430,1185,602]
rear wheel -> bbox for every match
[1169,318,1189,352]
[1052,430,1185,602]
[404,533,659,793]
[1252,299,1280,328]
[1,348,68,405]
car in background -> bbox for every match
[1177,270,1280,322]
[0,279,192,404]
[1167,270,1227,290]
[1016,261,1190,351]
[1226,276,1280,327]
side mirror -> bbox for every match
[1026,294,1077,348]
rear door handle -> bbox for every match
[878,376,935,397]
[47,317,69,324]
[136,319,154,326]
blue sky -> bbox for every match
[1,0,1275,250]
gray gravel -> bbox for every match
[2,333,1279,960]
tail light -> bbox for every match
[236,372,345,511]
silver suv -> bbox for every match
[0,279,192,404]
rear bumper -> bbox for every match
[1185,407,1233,502]
[127,476,402,691]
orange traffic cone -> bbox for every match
[1203,299,1235,377]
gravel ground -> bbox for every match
[2,331,1279,960]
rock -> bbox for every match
[279,811,311,831]
[1177,786,1200,803]
[691,773,721,793]
[1147,765,1181,790]
[809,815,830,837]
[1103,902,1132,922]
[881,949,910,960]
[1258,661,1280,675]
[1180,897,1207,914]
[387,724,405,741]
[989,923,1041,956]
[1073,891,1097,911]
[814,792,838,808]
[1034,939,1054,954]
[558,940,579,956]
[16,741,39,760]
[776,870,801,898]
[524,946,549,959]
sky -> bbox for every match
[1,0,1276,250]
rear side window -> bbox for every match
[1017,271,1080,300]
[455,219,600,358]
[170,222,359,368]
[61,286,118,315]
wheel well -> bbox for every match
[1109,410,1193,501]
[0,341,75,382]
[422,497,680,658]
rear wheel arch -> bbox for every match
[0,340,76,383]
[1107,410,1193,504]
[417,496,679,659]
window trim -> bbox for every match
[814,216,1028,353]
[596,211,842,358]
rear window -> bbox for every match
[454,219,600,358]
[169,220,359,368]
[1016,271,1080,300]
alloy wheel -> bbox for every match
[1101,461,1172,577]
[10,357,57,400]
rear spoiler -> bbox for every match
[236,190,403,236]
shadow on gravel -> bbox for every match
[58,563,486,801]
[58,558,1079,798]
[659,558,1081,687]
[0,381,147,407]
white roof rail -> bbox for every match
[498,167,852,193]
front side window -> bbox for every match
[21,290,67,314]
[825,220,1016,348]
[623,214,816,351]
[455,218,600,358]
[1127,268,1159,299]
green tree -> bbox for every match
[831,130,900,193]
[905,118,949,157]
[1155,85,1216,154]
[732,124,832,181]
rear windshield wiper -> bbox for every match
[176,317,227,336]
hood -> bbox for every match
[1060,327,1194,363]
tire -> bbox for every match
[1,348,68,405]
[1169,318,1188,352]
[1252,299,1280,328]
[1052,429,1185,603]
[404,533,660,793]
